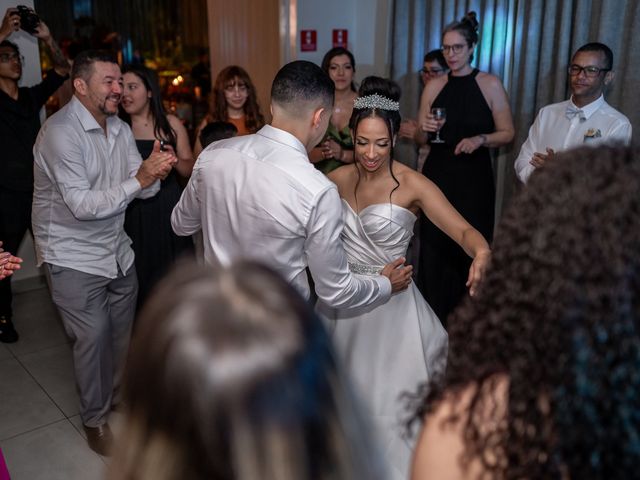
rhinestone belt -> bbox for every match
[348,261,384,276]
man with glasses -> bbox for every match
[420,49,449,86]
[515,42,631,184]
[398,50,450,170]
[0,7,69,343]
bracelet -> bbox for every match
[478,134,487,145]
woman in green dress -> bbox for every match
[310,47,358,174]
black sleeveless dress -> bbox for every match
[418,69,495,326]
[124,140,194,310]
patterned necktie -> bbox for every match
[566,105,586,122]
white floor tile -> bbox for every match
[6,289,69,357]
[0,419,106,480]
[0,357,63,440]
[19,344,79,417]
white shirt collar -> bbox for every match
[257,124,308,156]
[569,94,604,120]
[69,95,122,137]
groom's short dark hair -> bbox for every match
[271,61,334,112]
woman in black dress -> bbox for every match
[120,65,194,309]
[416,12,514,325]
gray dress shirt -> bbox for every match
[171,125,391,308]
[32,96,160,278]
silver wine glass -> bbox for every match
[431,107,446,144]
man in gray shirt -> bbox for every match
[32,50,176,456]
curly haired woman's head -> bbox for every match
[414,145,640,479]
[211,65,265,132]
[109,261,383,480]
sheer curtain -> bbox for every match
[391,0,639,218]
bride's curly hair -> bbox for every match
[409,145,640,479]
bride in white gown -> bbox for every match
[317,78,492,480]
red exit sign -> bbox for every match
[332,29,348,48]
[301,30,317,52]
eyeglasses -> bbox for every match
[568,64,610,78]
[0,52,24,64]
[441,44,466,55]
[420,67,445,75]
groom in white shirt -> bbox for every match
[515,42,631,184]
[172,60,412,308]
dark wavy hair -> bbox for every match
[321,47,357,93]
[119,64,177,148]
[109,261,384,480]
[210,65,265,133]
[349,76,402,208]
[423,49,448,70]
[0,39,19,55]
[410,145,640,479]
[443,11,479,62]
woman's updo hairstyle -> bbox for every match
[349,76,402,138]
[443,11,480,62]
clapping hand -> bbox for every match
[530,148,555,169]
[135,140,178,188]
[0,241,22,281]
[320,138,342,161]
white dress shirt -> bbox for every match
[32,96,159,278]
[171,125,391,308]
[515,95,632,183]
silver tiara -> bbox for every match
[353,94,400,111]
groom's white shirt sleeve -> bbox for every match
[171,125,391,308]
[305,187,391,309]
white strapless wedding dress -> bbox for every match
[318,200,448,480]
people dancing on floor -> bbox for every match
[32,50,177,456]
[309,47,359,173]
[410,145,640,480]
[318,76,491,480]
[417,11,514,326]
[109,261,387,480]
[172,60,413,311]
[193,65,265,157]
[119,64,195,309]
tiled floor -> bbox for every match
[0,283,106,479]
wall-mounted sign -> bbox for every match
[300,30,317,52]
[332,29,348,48]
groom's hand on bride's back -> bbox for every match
[381,257,413,293]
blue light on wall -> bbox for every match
[73,0,91,18]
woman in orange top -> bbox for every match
[193,65,265,157]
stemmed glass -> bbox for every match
[431,107,446,144]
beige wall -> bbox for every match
[205,0,393,116]
[206,0,282,120]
